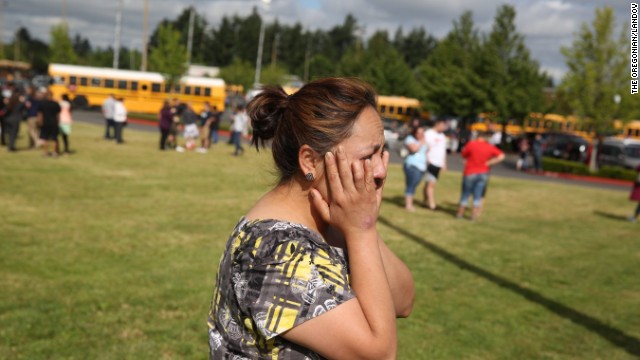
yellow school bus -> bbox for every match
[621,120,640,139]
[377,96,422,122]
[48,63,226,114]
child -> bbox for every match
[628,165,640,222]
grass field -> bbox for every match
[1,122,639,359]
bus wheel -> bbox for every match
[72,95,89,110]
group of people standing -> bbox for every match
[101,94,128,144]
[0,84,74,157]
[402,120,505,220]
[157,98,222,153]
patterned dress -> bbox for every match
[207,217,354,359]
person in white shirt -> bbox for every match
[102,94,116,140]
[113,98,127,144]
[423,119,448,210]
[231,104,249,156]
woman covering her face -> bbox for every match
[207,77,415,359]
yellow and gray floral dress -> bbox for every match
[207,217,354,359]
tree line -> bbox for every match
[3,5,636,131]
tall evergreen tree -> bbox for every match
[416,11,488,119]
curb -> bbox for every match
[528,170,633,187]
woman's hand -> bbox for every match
[310,147,379,239]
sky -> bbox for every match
[2,0,633,83]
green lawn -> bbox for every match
[1,122,638,359]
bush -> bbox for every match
[541,157,590,175]
[596,166,638,181]
[542,157,637,181]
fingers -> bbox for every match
[324,151,343,197]
[336,147,356,193]
[309,188,331,223]
[364,158,374,192]
[352,160,365,191]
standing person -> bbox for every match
[113,97,127,144]
[532,133,544,173]
[102,94,116,140]
[177,102,200,152]
[25,88,43,149]
[58,94,73,154]
[231,104,248,156]
[207,78,414,359]
[4,91,27,152]
[209,105,221,146]
[403,125,427,211]
[38,91,61,157]
[456,132,505,220]
[423,118,448,210]
[517,136,530,171]
[158,100,173,150]
[168,98,182,149]
[198,102,212,150]
[628,165,640,222]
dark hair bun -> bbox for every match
[247,85,289,148]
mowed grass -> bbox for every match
[0,122,639,359]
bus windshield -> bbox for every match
[626,145,640,158]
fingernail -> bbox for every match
[325,152,332,159]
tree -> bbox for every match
[416,11,489,119]
[49,22,78,64]
[219,57,254,91]
[149,7,208,64]
[559,6,632,134]
[393,26,438,69]
[479,5,547,134]
[149,24,187,89]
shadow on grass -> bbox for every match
[593,210,630,221]
[382,197,459,218]
[378,216,640,357]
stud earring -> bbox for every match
[305,173,314,181]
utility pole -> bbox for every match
[141,0,149,71]
[0,1,6,57]
[186,7,195,66]
[14,27,19,61]
[113,0,123,69]
[254,0,270,87]
[270,32,280,71]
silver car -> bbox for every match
[598,137,640,169]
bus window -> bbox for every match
[118,80,127,90]
[70,76,77,85]
[174,85,181,93]
[544,120,553,129]
[184,86,192,95]
[204,88,211,97]
[397,107,404,115]
[105,79,115,88]
[380,105,386,113]
[194,86,201,96]
[131,81,139,91]
[80,77,88,86]
[152,83,161,93]
[164,84,171,93]
[91,78,101,87]
[389,106,395,114]
[53,76,66,84]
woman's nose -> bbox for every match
[372,155,387,180]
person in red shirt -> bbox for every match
[457,132,505,220]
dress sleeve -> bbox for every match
[234,228,355,340]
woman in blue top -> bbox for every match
[403,126,427,211]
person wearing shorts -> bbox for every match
[457,132,505,220]
[37,91,61,157]
[402,126,427,211]
[423,119,448,210]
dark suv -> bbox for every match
[541,132,590,163]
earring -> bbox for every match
[305,173,314,181]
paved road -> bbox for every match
[74,110,629,192]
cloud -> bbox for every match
[3,0,632,82]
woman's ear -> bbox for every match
[299,144,320,181]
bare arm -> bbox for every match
[378,235,414,318]
[487,153,505,167]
